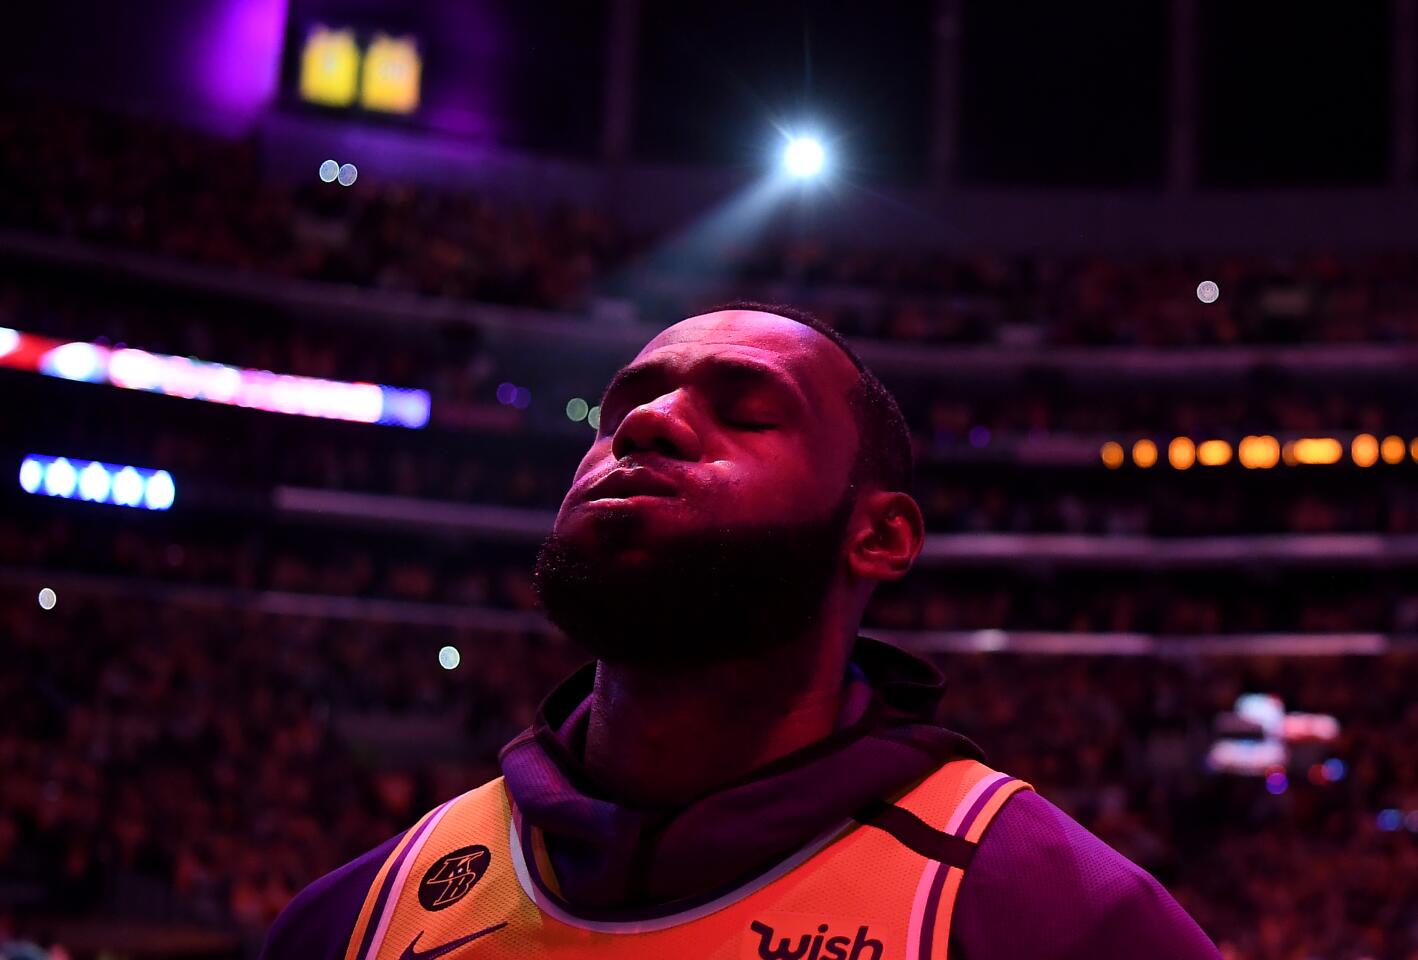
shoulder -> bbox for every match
[948,789,1222,960]
[258,828,407,960]
[258,780,509,960]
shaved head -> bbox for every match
[531,308,922,669]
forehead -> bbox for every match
[633,310,856,407]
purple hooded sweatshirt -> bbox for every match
[261,637,1222,959]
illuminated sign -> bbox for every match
[0,327,430,428]
[361,33,421,114]
[20,455,175,511]
[1206,693,1340,779]
[300,25,360,107]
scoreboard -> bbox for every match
[290,21,422,115]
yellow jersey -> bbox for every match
[342,758,1031,960]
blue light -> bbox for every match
[78,461,111,502]
[18,457,42,494]
[969,425,991,448]
[144,471,175,511]
[19,454,175,511]
[44,458,77,498]
[111,467,144,507]
[1322,758,1346,782]
[1264,771,1288,796]
[1377,809,1403,831]
[41,341,104,382]
[379,387,432,428]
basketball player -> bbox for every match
[261,304,1222,959]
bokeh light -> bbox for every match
[37,587,56,610]
[319,159,339,182]
[144,471,176,510]
[19,457,42,493]
[1238,435,1280,469]
[1293,438,1342,465]
[1380,435,1405,464]
[1351,433,1378,467]
[1131,438,1158,468]
[1197,440,1232,466]
[338,162,358,186]
[1100,441,1124,469]
[1196,280,1219,303]
[1168,437,1196,470]
[43,457,77,497]
[112,467,145,507]
[438,645,461,670]
[78,460,112,501]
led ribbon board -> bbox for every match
[0,327,429,427]
[20,455,175,510]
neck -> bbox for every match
[583,633,854,808]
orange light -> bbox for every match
[1381,435,1405,464]
[1169,437,1196,470]
[1100,441,1124,469]
[1238,435,1280,469]
[1351,433,1379,467]
[1412,438,1418,462]
[1282,441,1297,466]
[1197,439,1232,466]
[1132,439,1158,468]
[1293,438,1343,465]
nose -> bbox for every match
[609,392,701,466]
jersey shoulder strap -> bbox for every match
[853,758,1034,959]
[341,777,510,960]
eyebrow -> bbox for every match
[599,356,811,417]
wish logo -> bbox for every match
[748,920,884,960]
[418,845,492,911]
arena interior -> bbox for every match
[2,3,1417,959]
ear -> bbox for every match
[847,491,924,582]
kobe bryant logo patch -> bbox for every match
[418,845,492,911]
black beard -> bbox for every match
[531,483,858,668]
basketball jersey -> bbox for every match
[342,759,1032,960]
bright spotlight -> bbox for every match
[783,137,825,178]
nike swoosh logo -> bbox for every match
[398,922,508,960]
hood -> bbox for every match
[498,635,984,916]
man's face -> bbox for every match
[531,310,863,667]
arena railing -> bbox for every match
[3,567,1412,655]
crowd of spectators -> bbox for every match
[6,98,1418,960]
[7,99,1418,346]
[3,593,1415,958]
[9,511,1418,637]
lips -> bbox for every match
[583,468,679,501]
